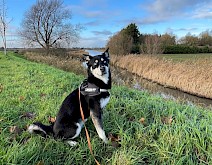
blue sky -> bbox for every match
[3,0,212,48]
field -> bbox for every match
[161,53,212,62]
[0,52,212,165]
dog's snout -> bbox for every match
[100,66,106,72]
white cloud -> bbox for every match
[74,37,107,48]
[83,21,101,26]
[164,27,200,37]
[67,2,109,19]
[139,0,211,24]
[192,2,212,19]
[91,30,112,36]
[83,10,104,18]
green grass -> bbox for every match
[161,53,212,62]
[0,52,212,165]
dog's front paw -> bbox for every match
[103,137,109,144]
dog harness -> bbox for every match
[80,79,108,96]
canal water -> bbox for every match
[85,50,212,108]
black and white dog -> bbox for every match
[28,48,111,146]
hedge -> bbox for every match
[163,45,212,54]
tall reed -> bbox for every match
[23,51,86,76]
[111,54,212,99]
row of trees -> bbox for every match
[179,31,212,46]
[107,23,212,55]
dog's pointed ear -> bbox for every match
[103,48,109,59]
[83,54,92,63]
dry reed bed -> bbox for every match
[23,52,86,75]
[111,55,212,99]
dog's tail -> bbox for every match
[28,122,54,137]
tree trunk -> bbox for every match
[3,31,7,55]
[45,45,50,55]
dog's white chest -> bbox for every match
[100,96,110,109]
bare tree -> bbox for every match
[0,0,10,55]
[160,33,176,46]
[19,0,83,54]
[199,30,212,46]
[107,31,133,55]
[140,34,163,55]
[179,33,199,46]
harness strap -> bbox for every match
[78,88,101,165]
[80,80,108,96]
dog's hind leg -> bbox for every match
[64,121,86,147]
[90,111,108,143]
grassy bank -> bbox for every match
[111,54,212,99]
[0,52,212,164]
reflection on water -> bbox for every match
[85,49,212,108]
